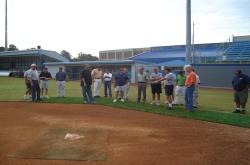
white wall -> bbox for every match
[46,65,65,79]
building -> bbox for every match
[0,48,69,76]
[99,47,150,61]
[44,60,153,83]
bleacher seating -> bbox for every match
[217,41,250,62]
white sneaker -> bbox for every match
[45,95,49,99]
[113,99,117,103]
[156,101,160,106]
[24,95,27,100]
[150,101,155,105]
[120,99,125,102]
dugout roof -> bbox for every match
[0,49,69,62]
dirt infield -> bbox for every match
[0,102,250,165]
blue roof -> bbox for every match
[154,60,187,67]
[0,49,69,62]
[130,43,222,63]
[45,60,152,66]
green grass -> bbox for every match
[1,77,250,128]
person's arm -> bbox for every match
[55,73,58,81]
[80,71,87,86]
[247,75,250,84]
[150,74,155,82]
[153,74,166,83]
[46,72,52,80]
[103,73,107,79]
[196,75,201,85]
[65,73,68,81]
[91,70,95,79]
[27,72,33,86]
[39,72,45,80]
[176,75,179,85]
[114,75,117,88]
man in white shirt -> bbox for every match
[27,64,41,102]
[155,67,176,109]
[103,70,112,97]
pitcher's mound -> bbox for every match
[9,127,108,161]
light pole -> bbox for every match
[5,0,8,51]
[186,0,191,63]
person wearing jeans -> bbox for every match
[27,64,41,102]
[184,65,197,112]
[103,70,112,97]
[81,64,95,104]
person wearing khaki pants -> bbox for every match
[137,67,148,103]
[55,67,67,98]
[91,68,103,98]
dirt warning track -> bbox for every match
[0,102,250,165]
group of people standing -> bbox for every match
[137,65,200,112]
[80,65,130,104]
[23,63,249,114]
[24,64,53,102]
[24,64,67,102]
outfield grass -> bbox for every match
[1,77,250,127]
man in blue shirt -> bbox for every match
[55,67,67,98]
[232,70,250,114]
[113,68,128,103]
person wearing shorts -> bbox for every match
[113,68,128,103]
[232,70,250,114]
[150,67,163,106]
[39,67,52,98]
[155,67,176,109]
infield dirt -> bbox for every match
[0,102,250,165]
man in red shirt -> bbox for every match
[184,65,197,112]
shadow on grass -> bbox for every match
[45,97,250,128]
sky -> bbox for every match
[0,0,249,57]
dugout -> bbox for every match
[0,48,69,77]
[44,60,154,83]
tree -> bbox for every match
[72,52,99,61]
[60,50,72,60]
[8,44,18,51]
